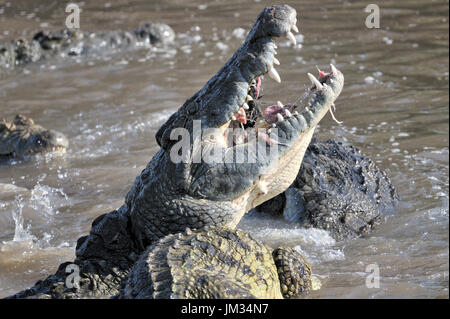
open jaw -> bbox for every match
[156,5,344,151]
[223,63,344,147]
[148,5,345,225]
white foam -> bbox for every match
[365,76,375,84]
[382,37,393,45]
[254,227,336,247]
[216,42,229,51]
[232,28,246,39]
[321,248,346,261]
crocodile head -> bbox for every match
[0,114,69,158]
[127,5,344,247]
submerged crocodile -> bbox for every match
[9,5,345,299]
[118,227,312,299]
[0,23,174,72]
[0,114,68,160]
[256,139,398,240]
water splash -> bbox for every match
[29,183,70,217]
[11,196,35,242]
[6,183,71,245]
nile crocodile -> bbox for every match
[9,5,344,299]
[117,227,312,299]
[256,139,398,240]
[0,23,174,72]
[0,114,68,160]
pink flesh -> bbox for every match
[316,66,330,78]
[255,76,262,99]
[263,104,295,124]
[231,75,261,125]
[234,107,247,124]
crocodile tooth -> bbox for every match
[232,115,236,121]
[274,49,278,55]
[330,63,338,76]
[273,43,278,49]
[267,128,272,134]
[285,109,292,117]
[307,73,323,90]
[273,57,280,65]
[272,123,277,128]
[292,25,299,33]
[268,67,281,83]
[305,106,309,112]
[276,113,284,122]
[259,181,268,195]
[287,31,296,45]
[246,95,253,102]
[294,111,299,115]
[330,78,334,84]
[242,103,249,110]
[277,101,284,107]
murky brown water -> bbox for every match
[0,0,448,298]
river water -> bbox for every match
[0,0,448,298]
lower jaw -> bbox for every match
[50,147,67,154]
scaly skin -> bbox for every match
[0,114,68,160]
[117,227,311,299]
[0,23,174,72]
[256,139,398,240]
[126,5,344,249]
[8,5,344,299]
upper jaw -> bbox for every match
[207,4,299,127]
[156,5,299,148]
[200,4,343,133]
[156,5,343,149]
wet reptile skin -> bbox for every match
[118,227,311,299]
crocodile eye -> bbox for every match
[33,135,47,147]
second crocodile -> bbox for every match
[0,114,68,161]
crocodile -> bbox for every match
[0,114,69,160]
[255,139,398,240]
[8,5,344,299]
[117,227,312,299]
[0,23,175,72]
